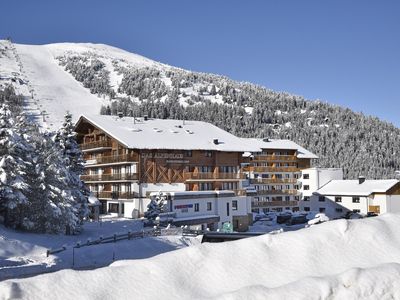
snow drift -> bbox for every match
[2,214,400,299]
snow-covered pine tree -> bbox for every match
[144,192,167,221]
[0,104,29,228]
[54,112,89,233]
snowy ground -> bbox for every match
[0,218,201,281]
[2,214,400,299]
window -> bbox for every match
[207,202,212,211]
[335,208,343,213]
[319,207,326,213]
[303,196,310,201]
[254,197,260,202]
[303,173,310,179]
[319,196,325,202]
[275,207,283,212]
[304,207,310,212]
[185,150,192,157]
[353,209,361,213]
[262,208,270,213]
[205,151,212,157]
[352,197,360,203]
[194,203,199,212]
[285,196,290,201]
[226,202,230,216]
[232,200,238,211]
[304,185,310,190]
[335,196,342,203]
[108,203,119,213]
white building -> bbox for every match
[300,167,344,200]
[303,177,400,218]
[150,190,252,231]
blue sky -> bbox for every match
[1,0,399,126]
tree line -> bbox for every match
[0,85,88,234]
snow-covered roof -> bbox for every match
[315,179,399,196]
[241,138,318,159]
[76,115,261,152]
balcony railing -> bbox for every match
[250,178,298,184]
[84,154,138,165]
[256,189,299,196]
[183,172,246,181]
[252,155,297,162]
[242,166,301,173]
[252,200,298,208]
[81,173,138,182]
[94,191,138,199]
[80,140,112,150]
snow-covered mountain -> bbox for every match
[1,39,400,179]
[0,40,165,128]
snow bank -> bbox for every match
[2,214,400,299]
[0,219,199,281]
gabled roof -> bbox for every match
[75,115,261,152]
[241,138,318,159]
[314,179,399,197]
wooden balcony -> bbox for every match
[84,154,138,166]
[252,155,297,162]
[184,172,246,181]
[242,166,300,173]
[80,140,112,150]
[94,191,138,199]
[250,178,298,184]
[252,200,298,208]
[81,173,138,182]
[256,189,299,196]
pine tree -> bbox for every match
[0,104,29,228]
[54,112,89,233]
[144,192,167,221]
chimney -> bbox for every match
[143,115,148,121]
[213,138,219,145]
[358,176,366,184]
[117,112,123,118]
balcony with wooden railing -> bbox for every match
[242,166,301,173]
[84,154,139,166]
[256,189,299,196]
[249,178,298,184]
[252,155,297,162]
[80,140,112,151]
[184,172,246,181]
[94,191,138,199]
[81,173,139,182]
[252,200,298,208]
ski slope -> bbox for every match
[0,40,164,129]
[2,214,400,299]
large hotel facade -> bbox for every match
[75,114,328,230]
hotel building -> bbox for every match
[75,114,259,230]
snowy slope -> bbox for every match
[0,219,200,281]
[0,40,165,129]
[2,214,400,299]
